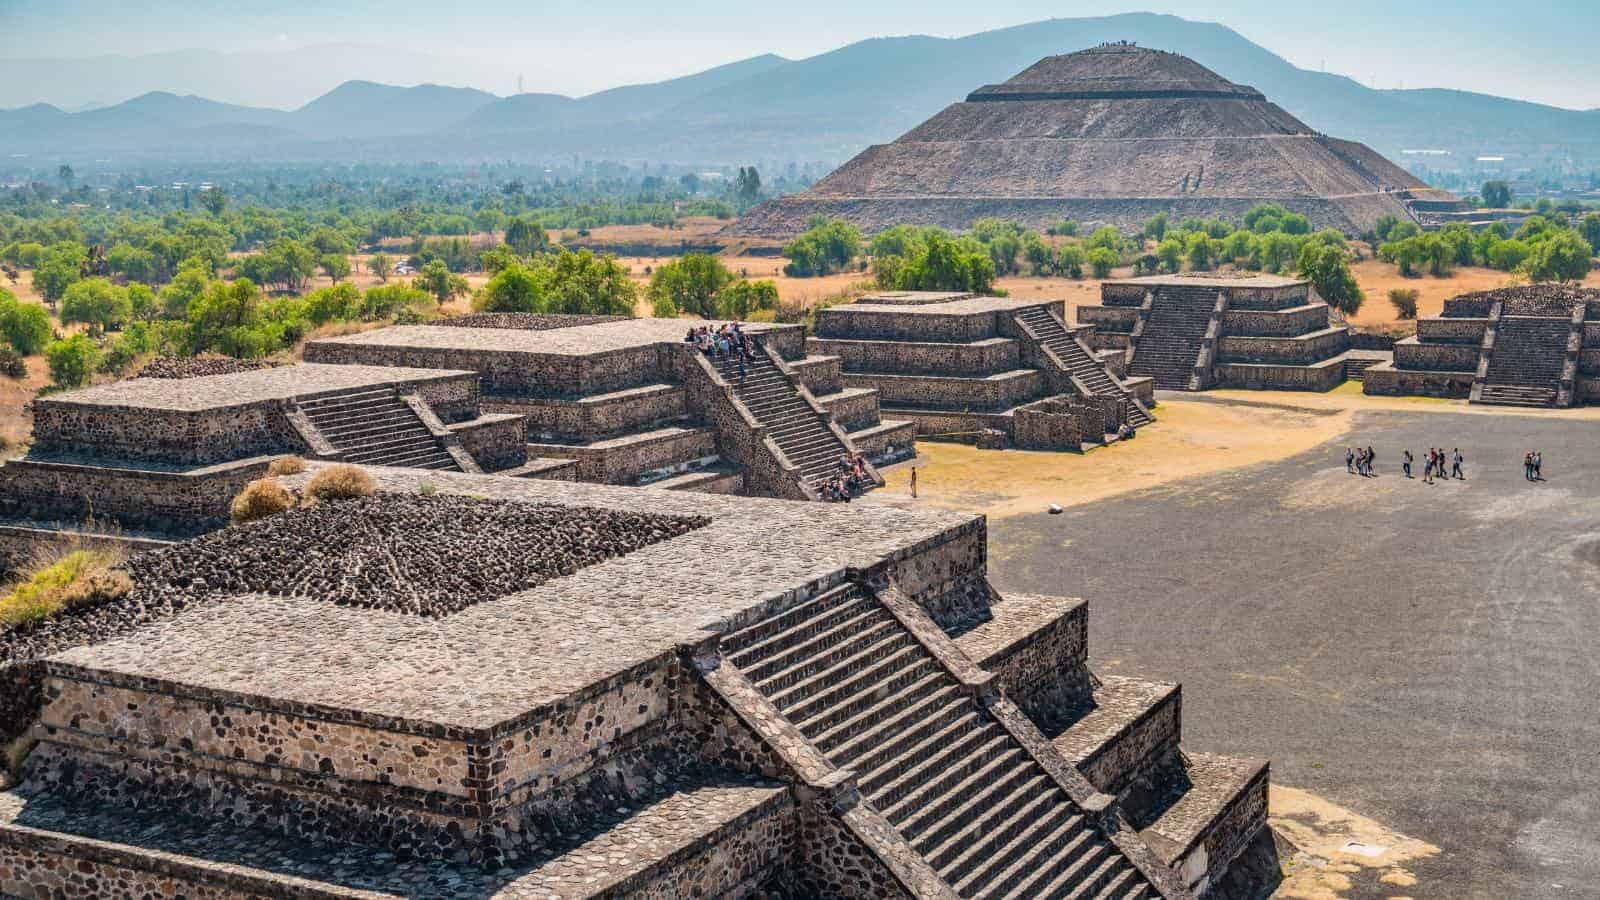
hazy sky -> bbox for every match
[2,0,1597,109]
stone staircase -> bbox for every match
[721,584,1155,899]
[1129,287,1217,390]
[711,348,861,494]
[296,387,460,470]
[1478,316,1570,408]
[1015,306,1153,428]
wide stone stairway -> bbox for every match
[296,387,461,470]
[721,583,1155,899]
[712,348,859,494]
[1015,305,1153,426]
[1479,316,1570,407]
[1129,287,1217,390]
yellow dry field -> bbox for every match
[866,386,1600,522]
[1346,259,1600,329]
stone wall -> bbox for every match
[1077,305,1139,332]
[445,415,526,472]
[307,341,665,399]
[0,838,294,900]
[0,457,271,535]
[1222,304,1329,337]
[30,403,297,466]
[844,370,1043,411]
[1218,329,1348,365]
[1222,285,1309,311]
[806,336,1021,376]
[1362,364,1473,398]
[815,308,1001,344]
[1393,339,1479,372]
[672,348,810,501]
[961,596,1091,725]
[1417,317,1488,345]
[1012,398,1086,451]
[1213,359,1345,392]
[486,386,686,442]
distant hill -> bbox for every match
[4,14,1599,170]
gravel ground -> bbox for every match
[135,355,280,379]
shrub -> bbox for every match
[1388,288,1420,320]
[305,465,376,502]
[0,349,25,379]
[45,335,101,388]
[266,456,307,476]
[1087,247,1119,279]
[0,549,130,627]
[229,477,296,524]
[418,481,438,496]
[0,301,51,355]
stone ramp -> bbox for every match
[1478,316,1571,408]
[297,387,461,470]
[1129,286,1219,391]
[1014,305,1153,427]
[718,581,1161,899]
[0,775,791,899]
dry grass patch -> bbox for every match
[0,548,131,628]
[305,464,376,501]
[266,455,307,476]
[230,477,297,524]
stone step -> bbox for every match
[723,585,866,656]
[811,673,954,755]
[1050,676,1182,796]
[1131,752,1269,897]
[738,602,889,678]
[910,764,1046,856]
[768,636,921,716]
[960,804,1084,897]
[857,709,987,796]
[875,731,1015,823]
[752,617,901,694]
[934,781,1063,881]
[848,693,976,774]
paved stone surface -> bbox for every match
[46,363,471,411]
[54,468,975,733]
[843,296,1053,317]
[309,320,794,357]
[989,404,1600,898]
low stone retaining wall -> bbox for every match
[446,414,527,472]
[844,370,1043,411]
[528,427,717,485]
[1213,358,1345,391]
[1417,317,1488,345]
[1224,285,1311,311]
[1077,306,1139,331]
[1393,339,1479,372]
[814,307,999,343]
[807,336,1021,376]
[0,457,271,536]
[788,355,842,394]
[1362,364,1473,398]
[308,340,667,399]
[1222,304,1329,337]
[486,384,687,441]
[1218,328,1348,365]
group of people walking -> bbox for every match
[686,323,756,367]
[1347,445,1547,482]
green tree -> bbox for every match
[0,300,52,355]
[881,230,998,294]
[361,283,435,320]
[1481,180,1512,209]
[416,259,469,305]
[320,254,352,283]
[473,262,549,313]
[369,252,394,284]
[304,283,363,325]
[1087,247,1119,279]
[544,249,637,316]
[1522,231,1594,283]
[1055,244,1086,279]
[648,254,735,318]
[200,186,228,217]
[1297,242,1363,314]
[32,252,81,305]
[782,218,862,277]
[715,279,778,320]
[60,278,132,335]
[1579,213,1600,256]
[126,283,158,322]
[159,263,211,319]
[735,167,761,206]
[504,218,549,256]
[1143,213,1169,242]
[188,278,263,353]
[46,335,100,388]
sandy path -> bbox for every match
[866,386,1600,521]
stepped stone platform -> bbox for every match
[811,292,1155,450]
[0,363,525,539]
[1364,285,1599,408]
[2,465,1266,898]
[307,316,911,500]
[1080,275,1355,392]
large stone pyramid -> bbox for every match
[737,43,1453,237]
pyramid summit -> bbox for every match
[737,43,1457,238]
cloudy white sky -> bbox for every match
[1,0,1596,109]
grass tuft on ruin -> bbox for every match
[0,548,131,629]
[230,477,297,524]
[305,464,376,502]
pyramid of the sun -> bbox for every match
[737,43,1454,238]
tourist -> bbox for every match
[1533,451,1543,481]
[1523,452,1534,481]
[1346,447,1355,474]
[1366,446,1376,476]
[1451,448,1464,480]
[1402,450,1412,479]
[1423,450,1434,484]
[909,467,918,499]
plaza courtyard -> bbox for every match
[878,391,1600,898]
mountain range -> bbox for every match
[4,13,1599,171]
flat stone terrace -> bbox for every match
[39,363,472,412]
[1104,274,1304,291]
[51,465,978,737]
[308,319,803,362]
[843,295,1059,318]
